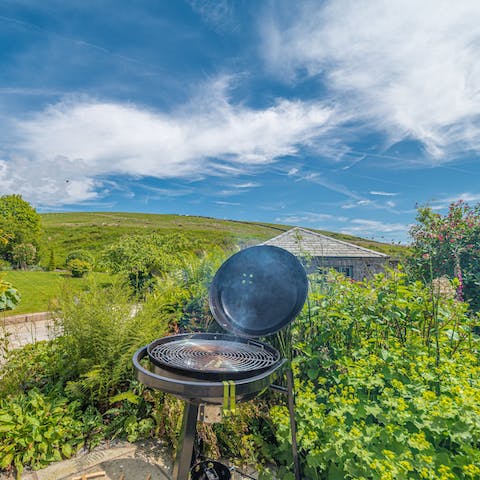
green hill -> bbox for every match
[41,212,405,264]
[40,212,406,266]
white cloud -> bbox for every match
[275,212,333,223]
[370,191,397,197]
[342,199,371,209]
[341,218,408,235]
[428,192,480,210]
[262,0,480,158]
[215,200,241,206]
[1,79,336,205]
[231,182,261,188]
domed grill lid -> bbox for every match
[209,245,308,338]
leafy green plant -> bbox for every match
[68,258,92,278]
[271,342,480,479]
[0,390,87,478]
[0,277,20,311]
[266,269,480,479]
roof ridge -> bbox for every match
[296,227,389,257]
[262,227,389,258]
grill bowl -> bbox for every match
[146,333,281,381]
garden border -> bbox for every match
[1,311,51,326]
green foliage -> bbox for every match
[0,195,41,262]
[53,277,175,404]
[409,201,480,310]
[46,249,56,271]
[272,346,480,480]
[0,277,20,311]
[0,341,66,397]
[12,243,37,270]
[105,384,164,443]
[68,258,92,278]
[0,259,11,271]
[0,390,87,477]
[101,232,205,294]
[267,270,480,479]
[65,249,95,267]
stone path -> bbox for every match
[1,318,56,349]
[0,440,173,480]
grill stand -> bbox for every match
[172,402,199,480]
[286,368,301,480]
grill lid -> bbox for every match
[209,245,308,337]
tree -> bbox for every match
[47,249,56,271]
[0,195,41,263]
[102,233,201,294]
[12,243,37,270]
[409,201,480,310]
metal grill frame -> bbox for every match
[146,333,281,381]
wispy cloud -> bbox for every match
[341,218,408,237]
[275,212,333,223]
[427,192,480,210]
[370,191,398,197]
[262,0,480,159]
[342,199,371,209]
[0,77,336,205]
[188,0,236,33]
[288,169,360,199]
[231,182,262,189]
[215,200,241,206]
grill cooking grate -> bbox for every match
[149,339,278,373]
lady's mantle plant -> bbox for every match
[269,270,480,480]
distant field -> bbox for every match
[40,212,406,266]
[1,271,115,315]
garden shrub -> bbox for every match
[101,232,208,295]
[409,201,480,311]
[68,258,92,278]
[267,270,480,479]
[271,343,480,479]
[0,259,11,271]
[65,249,95,267]
[0,390,88,478]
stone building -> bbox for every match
[261,227,390,281]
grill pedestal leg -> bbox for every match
[173,402,199,480]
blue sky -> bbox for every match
[1,0,480,243]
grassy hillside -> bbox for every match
[40,212,407,266]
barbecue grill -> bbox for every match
[133,245,308,480]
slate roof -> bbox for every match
[261,227,389,258]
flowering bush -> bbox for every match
[409,201,480,310]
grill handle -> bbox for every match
[247,339,265,350]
